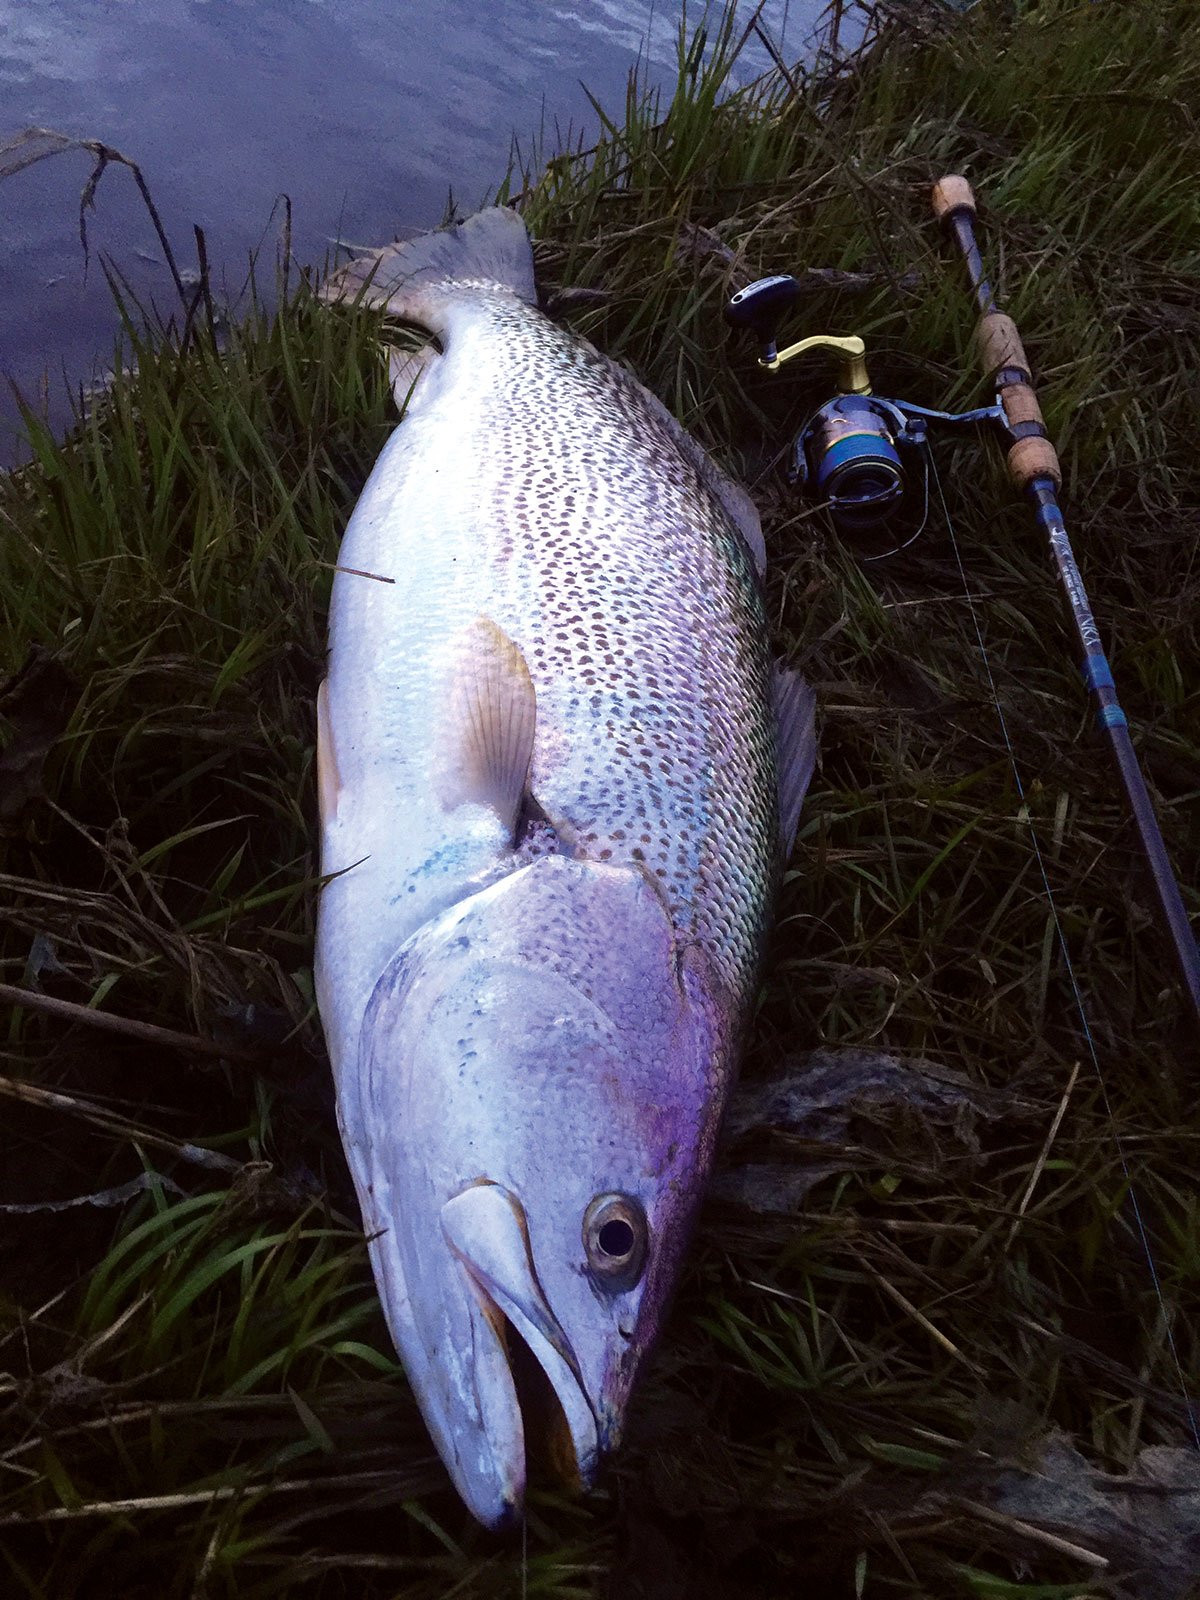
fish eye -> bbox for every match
[583,1193,647,1290]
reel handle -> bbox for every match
[932,175,1062,492]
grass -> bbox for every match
[1,0,1198,1594]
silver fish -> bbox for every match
[314,209,815,1527]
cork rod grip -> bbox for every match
[930,175,976,224]
[932,175,1062,492]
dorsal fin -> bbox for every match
[437,617,537,838]
[773,666,817,858]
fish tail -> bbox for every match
[324,208,536,326]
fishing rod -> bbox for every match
[724,178,1200,1025]
[930,175,1198,1023]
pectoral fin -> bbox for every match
[438,618,537,838]
[389,341,440,412]
[773,666,817,858]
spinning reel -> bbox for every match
[725,273,1004,554]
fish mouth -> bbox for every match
[441,1182,599,1524]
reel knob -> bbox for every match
[724,275,800,364]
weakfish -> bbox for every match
[314,208,816,1527]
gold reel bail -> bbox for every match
[766,332,871,395]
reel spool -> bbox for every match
[791,395,907,534]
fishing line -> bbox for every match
[860,447,930,563]
[928,446,1200,1450]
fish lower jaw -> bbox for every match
[432,1178,603,1525]
[458,1266,601,1519]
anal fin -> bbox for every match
[773,667,817,858]
[438,617,537,839]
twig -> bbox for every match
[0,982,263,1063]
[0,1171,185,1214]
[0,1075,242,1174]
[0,1470,421,1525]
[0,128,189,309]
[1007,1061,1080,1245]
[957,1499,1110,1569]
[862,1263,985,1376]
[753,19,801,95]
[313,561,396,585]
